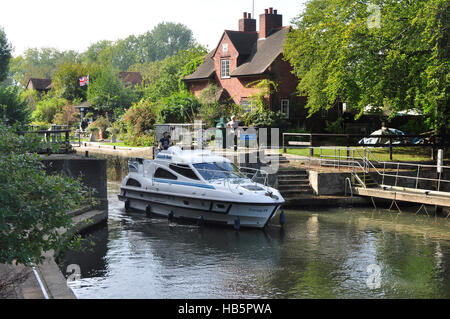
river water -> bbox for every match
[58,181,450,299]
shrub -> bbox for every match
[31,96,68,124]
[0,122,92,265]
[123,99,156,136]
[53,105,80,126]
[88,116,111,138]
[157,91,200,124]
[0,86,30,126]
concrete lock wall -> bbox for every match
[41,155,108,211]
[309,171,352,196]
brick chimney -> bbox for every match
[239,12,256,32]
[259,8,282,39]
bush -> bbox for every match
[241,107,288,128]
[0,122,92,265]
[122,133,154,147]
[31,96,68,124]
[157,91,200,123]
[53,104,80,126]
[88,116,111,138]
[123,99,156,136]
[0,86,30,126]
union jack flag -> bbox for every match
[79,75,89,87]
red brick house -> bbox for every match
[183,8,343,130]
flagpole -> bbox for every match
[252,0,254,18]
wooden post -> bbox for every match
[346,135,350,161]
[389,137,393,161]
[309,134,313,157]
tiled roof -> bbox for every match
[119,72,143,86]
[183,50,216,81]
[27,78,52,91]
[231,27,290,77]
[183,27,290,81]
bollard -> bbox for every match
[145,204,152,217]
[234,216,241,230]
[279,210,286,226]
[85,151,89,158]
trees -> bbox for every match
[0,86,30,126]
[284,0,450,134]
[142,46,207,102]
[157,91,201,124]
[86,67,136,117]
[0,27,12,84]
[9,48,79,87]
[31,95,68,124]
[52,62,89,101]
[80,22,196,71]
[0,122,91,265]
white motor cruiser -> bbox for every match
[118,147,285,229]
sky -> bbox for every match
[0,0,308,57]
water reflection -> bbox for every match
[58,182,450,299]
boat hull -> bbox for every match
[118,188,282,229]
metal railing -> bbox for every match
[16,129,74,154]
[282,132,449,160]
[309,146,450,192]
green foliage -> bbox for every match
[241,108,288,128]
[52,62,88,101]
[87,67,136,117]
[0,27,12,83]
[142,46,208,101]
[88,116,111,137]
[123,99,156,136]
[284,0,450,133]
[325,117,345,134]
[9,48,79,87]
[197,84,239,127]
[80,22,196,71]
[240,79,286,127]
[157,91,201,124]
[53,104,80,126]
[0,86,30,126]
[246,79,278,109]
[31,95,67,124]
[0,122,91,265]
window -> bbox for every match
[169,164,200,180]
[321,107,329,119]
[222,43,228,53]
[154,168,177,180]
[281,99,290,119]
[193,162,245,181]
[221,60,230,78]
[126,178,142,188]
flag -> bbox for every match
[79,75,89,87]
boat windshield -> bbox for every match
[193,162,247,181]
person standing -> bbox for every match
[158,131,171,150]
[227,115,239,151]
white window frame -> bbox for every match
[221,60,230,78]
[281,99,290,119]
[222,43,228,53]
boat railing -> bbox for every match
[129,159,271,192]
[192,166,271,193]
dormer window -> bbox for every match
[221,60,230,78]
[222,43,228,53]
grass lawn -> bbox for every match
[284,146,447,162]
[102,141,139,147]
